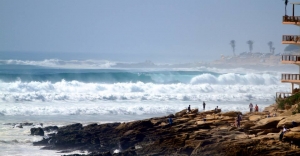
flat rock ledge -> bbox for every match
[32,106,300,156]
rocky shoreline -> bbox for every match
[30,104,300,156]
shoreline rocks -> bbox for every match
[31,106,300,155]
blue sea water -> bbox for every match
[0,59,290,155]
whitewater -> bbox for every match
[0,59,290,155]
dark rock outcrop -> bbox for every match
[30,127,44,136]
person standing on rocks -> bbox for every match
[187,105,191,113]
[214,106,218,113]
[279,125,289,141]
[237,113,242,128]
[168,117,173,125]
[203,101,206,110]
[255,104,259,112]
[249,103,253,113]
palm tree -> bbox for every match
[267,41,273,53]
[246,40,254,53]
[284,0,289,16]
[272,47,275,54]
[230,40,236,56]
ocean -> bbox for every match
[0,59,290,155]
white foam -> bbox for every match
[190,73,279,85]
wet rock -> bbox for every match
[31,127,44,136]
[43,126,59,132]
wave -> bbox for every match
[190,73,279,85]
[0,64,281,85]
[0,59,116,69]
[0,79,288,103]
[0,72,154,83]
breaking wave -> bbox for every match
[0,59,115,69]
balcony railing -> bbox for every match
[282,35,300,42]
[283,16,300,22]
[282,74,300,81]
[276,92,292,99]
[282,55,300,61]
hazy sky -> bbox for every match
[1,0,300,63]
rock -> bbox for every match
[251,133,278,140]
[191,109,198,114]
[256,128,280,135]
[263,104,277,112]
[177,145,195,155]
[283,131,300,141]
[290,126,300,132]
[187,114,196,119]
[30,127,44,136]
[277,114,300,128]
[219,116,235,122]
[115,120,153,132]
[167,114,175,118]
[251,116,285,129]
[229,126,237,131]
[204,115,216,120]
[175,109,187,117]
[22,122,33,126]
[43,126,58,132]
[174,118,190,124]
[221,111,242,117]
[249,115,263,121]
[30,108,300,155]
[242,121,255,129]
[58,123,83,133]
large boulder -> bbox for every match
[251,116,285,129]
[221,111,242,117]
[277,114,300,128]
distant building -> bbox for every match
[278,2,300,98]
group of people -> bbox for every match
[187,102,217,113]
[185,102,296,142]
[249,103,259,113]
